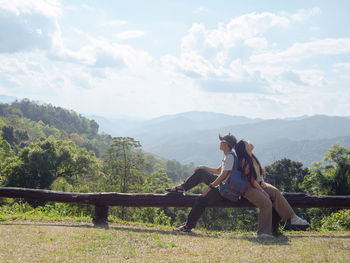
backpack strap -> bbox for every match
[229,150,239,172]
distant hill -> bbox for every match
[258,135,350,166]
[106,113,350,167]
[0,95,17,104]
[96,111,263,137]
[86,115,145,136]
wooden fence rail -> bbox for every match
[1,187,350,228]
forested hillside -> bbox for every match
[0,99,193,183]
[0,99,112,157]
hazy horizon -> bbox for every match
[1,95,350,122]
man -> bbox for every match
[166,133,237,232]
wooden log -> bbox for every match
[0,187,97,205]
[1,187,349,228]
[0,187,350,208]
[1,187,350,208]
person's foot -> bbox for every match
[258,233,275,239]
[165,185,184,193]
[291,215,309,225]
[175,225,192,233]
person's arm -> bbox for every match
[211,170,231,187]
[259,171,267,189]
[195,165,221,175]
[243,159,269,198]
[251,177,270,198]
[202,170,231,196]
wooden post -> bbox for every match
[93,205,109,229]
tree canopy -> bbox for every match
[302,143,350,195]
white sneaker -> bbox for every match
[258,233,274,239]
[291,216,309,225]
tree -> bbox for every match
[104,137,144,193]
[0,136,14,186]
[302,143,350,195]
[144,169,172,193]
[2,139,99,189]
[166,160,193,183]
[104,137,144,219]
[1,126,16,146]
[264,158,308,192]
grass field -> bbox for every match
[1,220,349,263]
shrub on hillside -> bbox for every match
[321,209,350,231]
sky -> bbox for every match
[0,0,350,120]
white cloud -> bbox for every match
[47,27,152,72]
[205,12,289,49]
[162,11,293,93]
[296,70,327,87]
[334,62,350,80]
[116,30,145,40]
[0,0,61,53]
[334,62,350,70]
[290,7,322,21]
[244,37,268,49]
[0,0,61,18]
[172,7,325,84]
[179,12,289,55]
[101,19,127,27]
[250,38,350,64]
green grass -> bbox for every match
[0,220,349,263]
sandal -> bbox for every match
[165,186,184,193]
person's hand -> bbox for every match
[261,189,270,199]
[260,181,267,189]
[195,166,205,172]
[202,187,211,197]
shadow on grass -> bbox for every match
[2,221,348,243]
[0,221,95,229]
[240,235,291,245]
[109,225,208,237]
[1,222,215,240]
[287,234,350,239]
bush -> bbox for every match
[320,209,350,231]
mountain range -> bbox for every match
[3,96,347,168]
[92,112,350,167]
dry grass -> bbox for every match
[0,221,349,263]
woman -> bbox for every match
[234,139,309,238]
[166,133,238,233]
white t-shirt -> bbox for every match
[221,153,234,183]
[221,153,234,173]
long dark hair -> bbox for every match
[234,140,263,180]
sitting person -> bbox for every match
[234,139,309,238]
[166,133,239,232]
